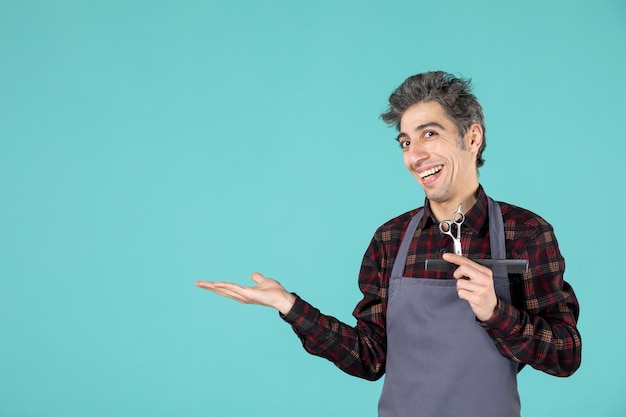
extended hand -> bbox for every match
[442,253,498,322]
[195,272,296,315]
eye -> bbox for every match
[399,140,410,149]
[424,130,437,139]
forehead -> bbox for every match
[399,101,456,133]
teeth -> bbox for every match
[419,165,442,178]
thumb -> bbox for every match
[250,272,266,284]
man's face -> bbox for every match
[398,101,481,206]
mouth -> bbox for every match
[418,165,443,181]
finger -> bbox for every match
[449,263,492,284]
[195,281,217,289]
[195,281,239,291]
[442,253,491,274]
[450,264,480,281]
[250,272,266,284]
[455,282,482,308]
[210,287,250,303]
[456,287,470,302]
[452,266,471,280]
[455,277,485,294]
[195,281,247,297]
[442,254,480,279]
[455,277,495,303]
[198,283,252,303]
[441,252,467,266]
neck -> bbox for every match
[429,186,480,222]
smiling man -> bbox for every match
[196,71,582,417]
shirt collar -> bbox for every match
[418,185,489,235]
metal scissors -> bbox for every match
[438,202,465,255]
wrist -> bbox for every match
[275,292,296,315]
[477,298,498,322]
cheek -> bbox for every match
[402,153,412,168]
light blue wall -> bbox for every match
[1,1,624,416]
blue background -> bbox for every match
[1,1,625,416]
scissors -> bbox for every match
[438,202,465,255]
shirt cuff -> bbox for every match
[479,297,520,339]
[278,293,321,336]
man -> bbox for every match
[196,71,582,416]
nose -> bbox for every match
[405,141,429,165]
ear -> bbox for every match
[466,123,483,153]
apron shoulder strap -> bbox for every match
[487,198,506,259]
[390,209,423,278]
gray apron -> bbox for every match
[378,198,520,417]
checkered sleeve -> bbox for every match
[480,217,582,376]
[280,234,388,381]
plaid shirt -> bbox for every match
[282,185,581,380]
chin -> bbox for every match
[423,188,443,202]
[424,188,453,204]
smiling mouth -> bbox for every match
[419,165,443,180]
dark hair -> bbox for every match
[380,71,486,168]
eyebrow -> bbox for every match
[396,122,446,142]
